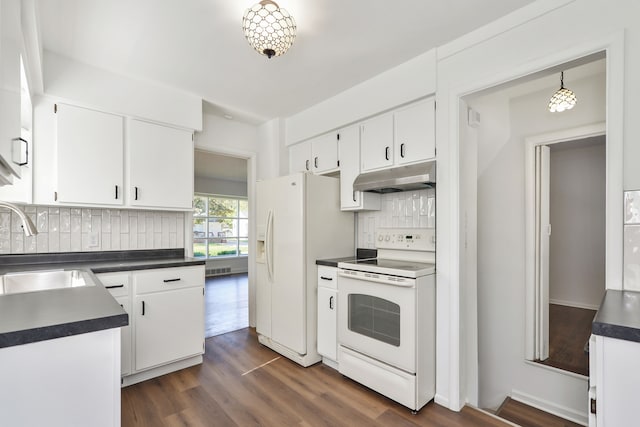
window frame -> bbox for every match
[193,193,248,259]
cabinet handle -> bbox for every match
[353,191,357,202]
[105,284,124,289]
[385,146,390,161]
[163,278,181,283]
[134,186,139,200]
[115,185,119,200]
[400,143,406,158]
[12,137,28,166]
[320,276,333,281]
[329,296,334,310]
[141,300,146,316]
[314,157,318,168]
[305,160,309,171]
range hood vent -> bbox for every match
[353,161,436,194]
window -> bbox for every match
[193,195,248,258]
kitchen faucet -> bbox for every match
[0,201,38,236]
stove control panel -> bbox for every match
[375,228,435,251]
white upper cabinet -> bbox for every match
[394,98,435,165]
[361,98,435,172]
[311,132,339,174]
[360,113,394,172]
[289,140,311,173]
[338,125,380,211]
[56,103,124,205]
[289,132,340,175]
[0,0,22,182]
[128,119,193,209]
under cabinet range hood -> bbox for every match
[353,161,436,193]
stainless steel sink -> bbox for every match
[0,269,95,295]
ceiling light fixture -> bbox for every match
[548,71,577,113]
[242,0,296,59]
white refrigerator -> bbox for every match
[256,173,354,367]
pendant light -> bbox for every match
[548,71,577,113]
[242,0,296,59]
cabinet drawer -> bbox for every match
[96,272,130,297]
[134,266,204,295]
[318,266,338,290]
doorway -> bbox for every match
[530,134,606,376]
[464,54,609,423]
[193,149,250,337]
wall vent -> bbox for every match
[206,266,231,277]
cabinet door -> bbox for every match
[360,113,393,172]
[56,104,124,205]
[129,119,193,209]
[338,125,381,211]
[134,286,204,371]
[114,296,132,377]
[0,0,21,181]
[311,133,339,174]
[289,141,311,174]
[317,286,337,360]
[394,98,435,165]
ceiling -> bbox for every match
[37,0,536,124]
[194,150,247,182]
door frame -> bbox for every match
[524,122,606,361]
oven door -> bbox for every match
[338,269,416,373]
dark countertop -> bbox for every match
[592,290,640,343]
[0,249,204,348]
[316,248,377,267]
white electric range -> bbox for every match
[336,227,436,412]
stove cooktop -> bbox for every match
[338,258,435,278]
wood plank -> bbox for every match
[122,328,511,427]
[496,397,582,427]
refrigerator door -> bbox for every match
[270,174,306,354]
[256,180,272,337]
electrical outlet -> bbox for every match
[89,232,100,248]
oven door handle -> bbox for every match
[338,270,416,288]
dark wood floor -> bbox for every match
[536,303,596,376]
[122,328,510,427]
[205,274,248,338]
[496,397,582,427]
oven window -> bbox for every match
[348,294,400,347]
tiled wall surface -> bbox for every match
[357,188,435,249]
[625,190,640,290]
[0,205,185,254]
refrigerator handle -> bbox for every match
[266,209,274,282]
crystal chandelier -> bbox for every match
[242,0,296,59]
[548,71,577,113]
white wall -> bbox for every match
[468,72,605,418]
[549,139,606,309]
[285,49,436,145]
[43,51,202,131]
[194,177,247,198]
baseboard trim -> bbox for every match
[434,393,450,409]
[549,299,600,311]
[511,389,588,426]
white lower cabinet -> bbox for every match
[317,266,338,363]
[96,265,204,386]
[590,334,640,426]
[134,286,204,371]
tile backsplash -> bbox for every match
[0,205,184,255]
[624,190,640,290]
[357,188,435,249]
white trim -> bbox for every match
[549,299,600,311]
[470,406,520,427]
[437,0,576,60]
[524,360,588,381]
[511,389,588,426]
